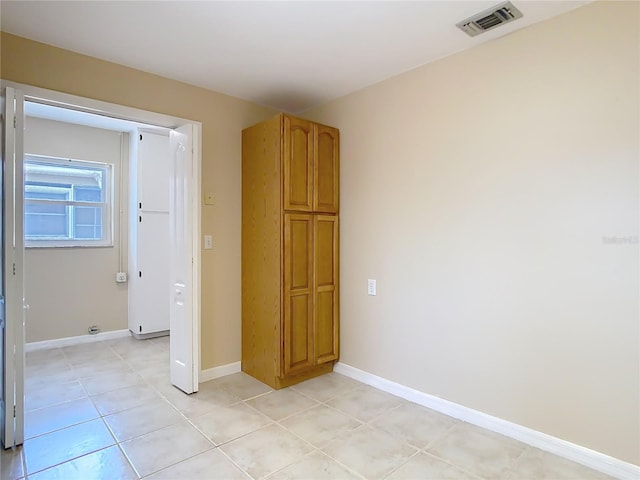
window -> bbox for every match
[24,155,112,247]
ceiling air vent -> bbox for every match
[456,1,523,37]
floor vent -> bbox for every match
[457,1,523,37]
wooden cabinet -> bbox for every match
[242,113,339,389]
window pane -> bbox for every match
[25,190,69,201]
[25,202,66,215]
[74,225,95,239]
[74,206,98,224]
[25,205,69,238]
[74,185,102,202]
[73,206,102,240]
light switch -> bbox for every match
[204,192,215,205]
[204,235,213,249]
[367,279,377,296]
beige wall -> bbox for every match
[1,32,275,369]
[24,117,128,342]
[305,1,639,464]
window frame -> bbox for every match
[24,154,114,248]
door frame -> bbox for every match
[1,86,25,448]
[0,79,202,387]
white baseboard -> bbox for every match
[199,361,241,383]
[25,329,131,352]
[334,362,639,480]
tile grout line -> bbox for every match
[379,447,423,480]
[215,443,258,479]
[199,411,325,480]
[271,378,451,480]
[260,447,366,480]
[500,444,533,480]
[20,446,28,480]
[417,423,525,480]
[23,441,116,478]
[112,441,141,479]
[244,393,321,423]
[242,377,392,476]
[264,401,370,480]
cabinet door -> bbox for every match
[283,116,313,212]
[135,212,170,334]
[138,131,170,212]
[283,214,314,375]
[313,125,339,213]
[314,215,339,364]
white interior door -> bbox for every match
[169,124,197,394]
[1,87,25,448]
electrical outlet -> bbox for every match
[204,235,213,249]
[367,279,377,296]
[116,272,128,283]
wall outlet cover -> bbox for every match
[116,272,128,283]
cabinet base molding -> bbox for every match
[243,362,334,390]
[334,362,639,480]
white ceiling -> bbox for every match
[1,1,590,113]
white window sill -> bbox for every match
[25,242,114,249]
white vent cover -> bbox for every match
[457,1,523,37]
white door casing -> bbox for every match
[169,124,197,394]
[0,79,201,413]
[1,85,7,448]
[1,86,25,448]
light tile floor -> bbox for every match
[2,335,615,480]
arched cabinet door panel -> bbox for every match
[314,125,339,214]
[283,116,313,212]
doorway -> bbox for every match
[1,81,202,448]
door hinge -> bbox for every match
[12,263,16,276]
[13,405,16,418]
[13,116,17,129]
